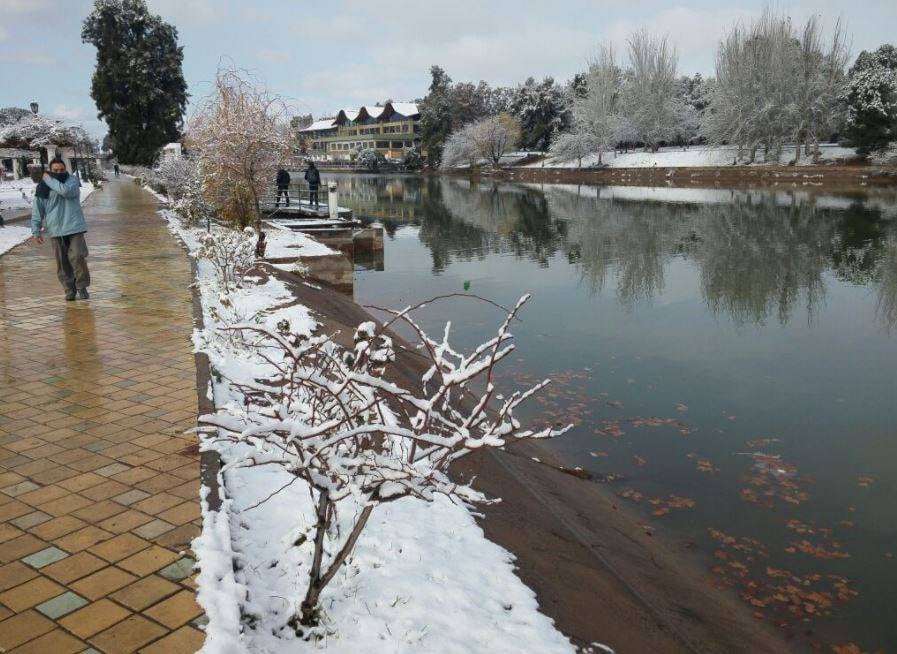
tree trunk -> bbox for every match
[300,490,330,626]
[300,499,374,626]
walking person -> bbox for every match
[31,158,91,301]
[113,162,120,177]
[304,161,321,208]
[275,167,291,207]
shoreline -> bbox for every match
[266,265,793,654]
[455,163,897,191]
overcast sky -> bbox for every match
[2,0,895,138]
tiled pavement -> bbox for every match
[0,180,206,653]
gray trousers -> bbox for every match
[51,233,90,291]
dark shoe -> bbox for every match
[65,289,76,301]
[78,288,90,300]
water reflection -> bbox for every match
[331,174,897,330]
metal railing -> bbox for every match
[260,184,330,212]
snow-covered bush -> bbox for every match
[441,113,521,169]
[401,145,423,170]
[200,294,568,630]
[153,156,195,202]
[195,226,256,291]
[549,130,599,167]
[355,147,384,171]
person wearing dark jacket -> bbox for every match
[304,161,321,208]
[275,168,291,207]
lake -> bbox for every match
[326,172,897,652]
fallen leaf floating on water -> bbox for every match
[589,451,608,458]
[688,453,721,474]
[606,400,624,409]
[707,527,859,631]
[633,455,646,466]
[738,452,810,507]
[676,402,688,412]
[856,476,875,488]
[785,539,850,560]
[648,495,695,516]
[617,488,644,503]
[630,416,690,435]
[746,437,782,448]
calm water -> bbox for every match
[328,173,897,651]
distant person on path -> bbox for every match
[113,162,119,177]
[31,158,90,301]
[304,161,321,208]
[275,167,291,207]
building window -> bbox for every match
[391,141,404,149]
[376,141,389,149]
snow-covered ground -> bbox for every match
[0,177,97,214]
[263,223,336,259]
[0,178,98,256]
[527,143,859,169]
[0,224,32,256]
[162,210,578,654]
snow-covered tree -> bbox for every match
[703,10,849,163]
[474,113,522,167]
[440,125,481,169]
[620,30,681,152]
[441,114,521,169]
[200,294,568,627]
[81,0,187,165]
[570,45,626,163]
[510,77,571,151]
[549,130,599,168]
[186,68,292,228]
[841,44,897,154]
[0,113,87,149]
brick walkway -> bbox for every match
[0,180,205,653]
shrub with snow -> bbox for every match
[200,294,568,630]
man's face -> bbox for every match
[49,163,66,174]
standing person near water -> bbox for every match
[31,158,90,301]
[304,160,321,208]
[275,167,291,207]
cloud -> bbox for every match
[0,26,8,42]
[256,49,291,64]
[52,105,85,121]
[0,53,56,65]
[2,0,52,15]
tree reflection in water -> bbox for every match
[327,173,897,330]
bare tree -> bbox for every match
[187,68,292,228]
[200,294,568,628]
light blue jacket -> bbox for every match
[31,175,87,238]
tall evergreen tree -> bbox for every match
[82,0,188,165]
[419,66,455,167]
[841,44,897,154]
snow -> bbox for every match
[0,224,32,256]
[527,143,858,169]
[263,226,335,259]
[162,209,577,654]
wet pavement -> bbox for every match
[0,180,205,653]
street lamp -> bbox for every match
[29,101,38,114]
